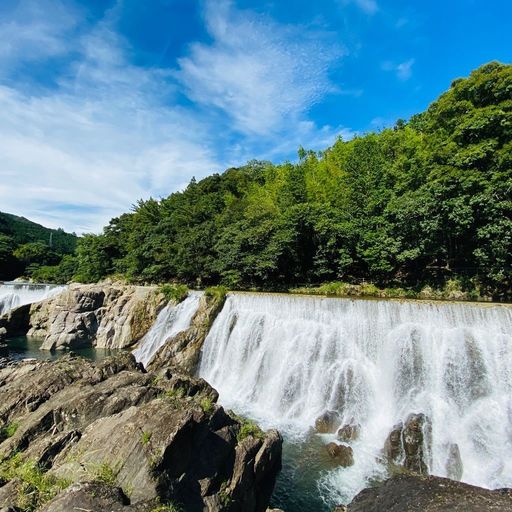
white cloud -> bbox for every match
[381,58,415,80]
[176,0,343,136]
[0,0,349,234]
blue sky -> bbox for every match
[0,0,510,233]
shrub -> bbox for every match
[159,284,189,303]
[236,416,265,442]
[0,421,19,441]
[204,285,228,301]
[141,431,152,445]
[199,397,214,414]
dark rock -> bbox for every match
[0,327,6,342]
[346,474,512,511]
[326,442,354,467]
[383,422,403,464]
[446,442,463,481]
[337,420,361,442]
[0,303,31,337]
[0,354,282,512]
[402,413,431,475]
[315,410,341,434]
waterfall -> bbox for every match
[198,292,512,503]
[0,282,66,317]
[133,291,203,367]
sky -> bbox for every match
[0,0,510,234]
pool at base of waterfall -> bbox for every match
[1,336,121,363]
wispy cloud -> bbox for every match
[381,58,415,80]
[176,0,343,136]
[0,0,349,233]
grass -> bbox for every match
[92,462,118,485]
[204,285,228,301]
[150,504,183,512]
[0,421,19,441]
[199,397,215,414]
[234,415,265,442]
[159,284,189,303]
[0,453,70,510]
[141,431,152,445]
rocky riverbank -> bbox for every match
[0,352,282,511]
[0,283,166,350]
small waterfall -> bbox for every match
[0,282,66,317]
[133,291,203,367]
[198,292,512,503]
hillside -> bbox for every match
[0,212,77,281]
[0,212,77,254]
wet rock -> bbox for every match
[326,442,354,467]
[402,413,431,475]
[0,327,6,341]
[147,291,226,373]
[337,420,361,442]
[383,422,403,464]
[346,474,512,511]
[315,410,341,434]
[446,442,463,481]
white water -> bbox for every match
[198,292,512,504]
[133,291,203,367]
[0,282,66,317]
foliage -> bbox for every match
[92,462,118,485]
[0,212,77,281]
[150,504,183,512]
[204,285,228,301]
[0,421,19,442]
[0,453,70,510]
[235,416,265,442]
[199,397,215,414]
[141,431,152,445]
[42,61,510,300]
[159,284,189,303]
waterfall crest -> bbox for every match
[0,282,66,317]
[133,291,203,367]
[198,292,512,501]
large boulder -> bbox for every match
[326,442,354,467]
[337,420,361,443]
[345,474,512,511]
[0,354,282,512]
[314,411,341,434]
[25,283,166,350]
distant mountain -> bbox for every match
[0,211,77,254]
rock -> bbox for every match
[326,442,354,467]
[25,283,166,350]
[337,420,361,442]
[0,354,282,512]
[402,413,431,475]
[346,474,512,511]
[147,291,226,373]
[0,303,31,337]
[0,327,6,341]
[383,422,403,464]
[315,410,341,434]
[446,442,463,481]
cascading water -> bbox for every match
[198,292,512,507]
[133,291,203,367]
[0,282,66,317]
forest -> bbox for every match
[0,212,77,281]
[13,62,512,299]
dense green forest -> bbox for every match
[22,62,512,298]
[0,212,77,281]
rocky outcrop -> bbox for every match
[337,421,360,442]
[147,292,226,373]
[326,442,354,467]
[345,474,512,511]
[314,411,340,434]
[20,283,166,350]
[383,413,431,475]
[0,353,282,512]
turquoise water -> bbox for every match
[1,336,120,362]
